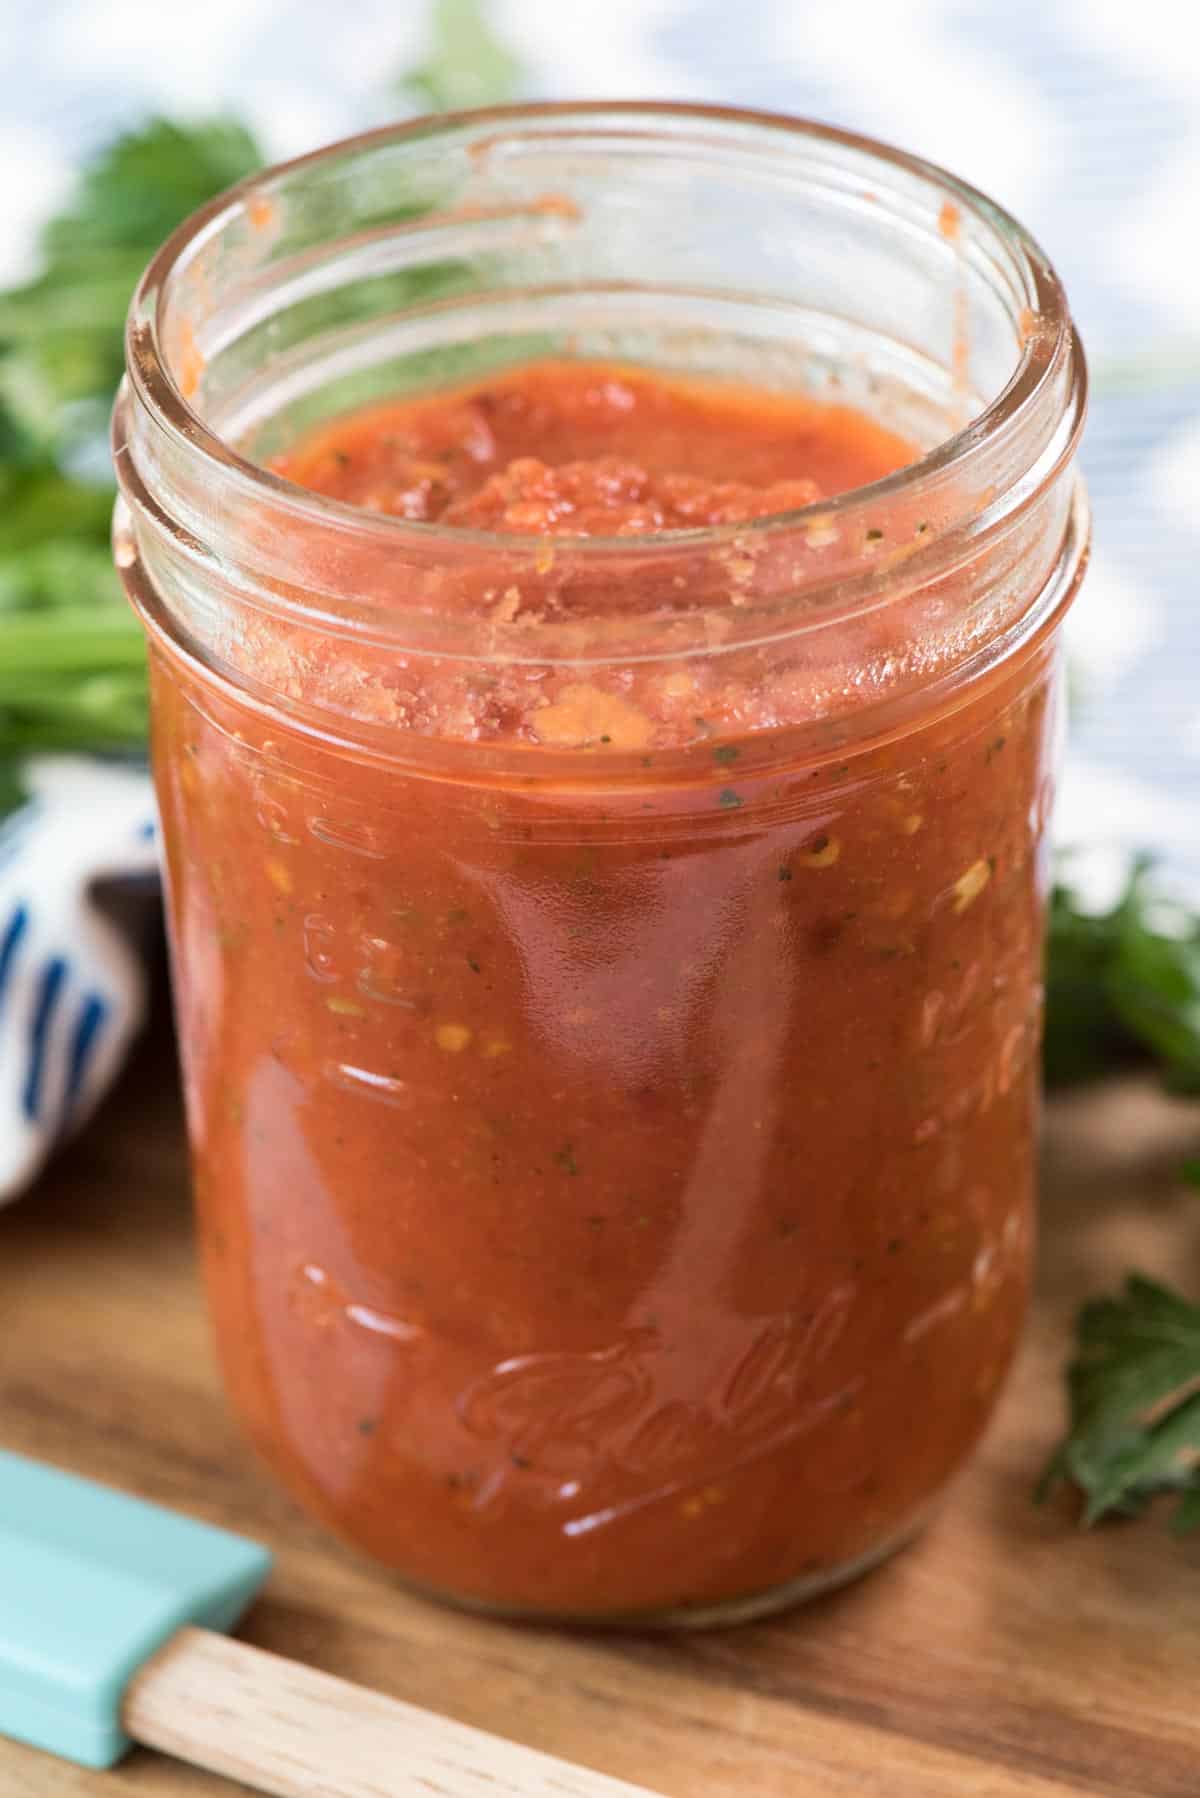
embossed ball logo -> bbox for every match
[455,1285,860,1537]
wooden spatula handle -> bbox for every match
[123,1626,660,1797]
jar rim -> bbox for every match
[121,99,1081,561]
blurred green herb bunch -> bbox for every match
[0,0,519,817]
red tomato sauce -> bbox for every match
[153,361,1054,1618]
[272,360,911,530]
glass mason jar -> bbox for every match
[113,103,1087,1626]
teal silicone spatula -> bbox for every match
[0,1448,657,1795]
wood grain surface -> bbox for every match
[124,1627,660,1796]
[1,1011,1198,1797]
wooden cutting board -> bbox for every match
[1,1011,1198,1798]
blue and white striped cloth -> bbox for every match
[0,761,157,1198]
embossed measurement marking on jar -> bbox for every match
[308,815,388,858]
[289,1263,425,1344]
[304,912,427,1010]
[324,1062,416,1107]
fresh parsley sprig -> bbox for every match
[1044,858,1200,1093]
[1042,860,1200,1534]
[0,118,265,804]
[1038,1275,1200,1534]
[0,118,264,451]
[0,0,520,816]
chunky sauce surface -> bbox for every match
[155,361,1054,1616]
[273,360,911,532]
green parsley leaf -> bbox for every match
[0,118,262,443]
[401,0,524,113]
[1,5,527,819]
[0,465,115,562]
[0,118,264,813]
[0,466,146,778]
[43,117,262,261]
[1038,1274,1200,1532]
[1044,859,1200,1092]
